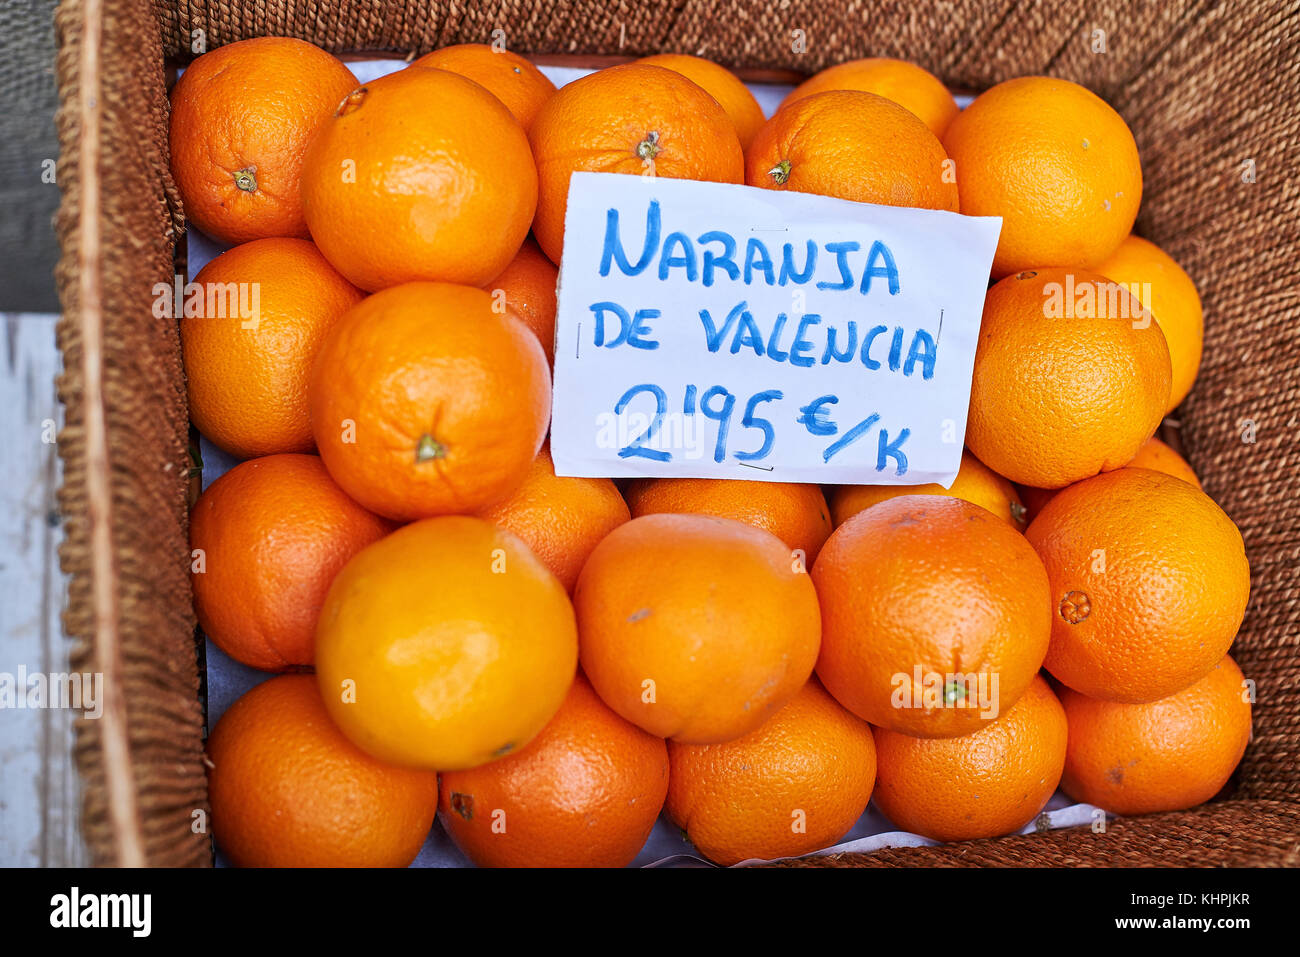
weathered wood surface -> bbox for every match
[0,312,87,866]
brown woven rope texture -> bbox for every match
[762,801,1300,868]
[54,0,1299,867]
[55,0,207,867]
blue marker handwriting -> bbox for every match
[600,199,902,296]
[609,383,910,475]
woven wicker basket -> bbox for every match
[52,0,1299,867]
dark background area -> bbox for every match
[1,0,61,312]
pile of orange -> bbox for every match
[175,40,1247,868]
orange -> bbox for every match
[168,37,358,245]
[528,63,744,265]
[622,477,831,564]
[872,675,1067,842]
[181,237,363,459]
[1127,435,1200,487]
[746,91,959,211]
[207,674,437,867]
[639,53,766,149]
[812,496,1051,738]
[666,679,876,866]
[1060,655,1252,815]
[412,44,556,132]
[830,450,1025,530]
[315,516,577,771]
[1016,435,1201,522]
[484,237,558,366]
[1025,467,1250,703]
[966,268,1171,489]
[438,674,668,867]
[781,57,960,138]
[476,443,630,593]
[300,66,537,291]
[1096,234,1204,410]
[942,76,1142,278]
[308,282,550,521]
[190,454,394,671]
[575,513,820,744]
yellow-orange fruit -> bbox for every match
[1026,467,1249,702]
[300,67,537,291]
[476,444,630,593]
[181,237,363,459]
[623,477,831,563]
[1096,234,1204,411]
[830,450,1025,529]
[667,679,876,865]
[782,57,960,137]
[438,674,668,867]
[1060,656,1252,815]
[966,267,1171,489]
[747,90,959,212]
[942,76,1142,278]
[813,496,1051,738]
[315,517,578,771]
[168,38,359,245]
[872,675,1067,842]
[308,282,551,521]
[575,513,820,744]
[207,674,438,867]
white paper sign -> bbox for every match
[550,172,1001,486]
